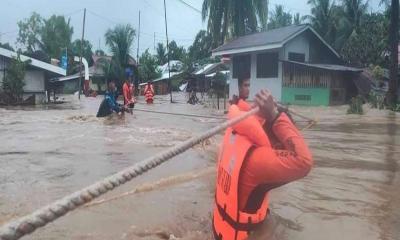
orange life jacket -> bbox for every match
[213,105,270,240]
[144,84,154,101]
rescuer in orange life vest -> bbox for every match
[213,76,313,240]
[144,81,155,104]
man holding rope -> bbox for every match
[213,89,313,240]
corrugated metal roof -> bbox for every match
[0,47,66,76]
[283,60,362,72]
[213,25,308,53]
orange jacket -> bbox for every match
[144,84,154,100]
[213,105,313,240]
[123,82,133,105]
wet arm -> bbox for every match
[249,113,313,185]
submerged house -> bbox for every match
[0,47,66,104]
[212,24,362,106]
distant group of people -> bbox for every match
[96,78,155,118]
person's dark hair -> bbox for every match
[238,73,250,87]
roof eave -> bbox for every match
[212,43,283,57]
[0,47,66,76]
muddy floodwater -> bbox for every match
[0,93,399,240]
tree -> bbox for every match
[0,42,14,51]
[138,49,162,83]
[105,24,136,84]
[293,13,304,25]
[341,13,389,67]
[202,0,269,48]
[156,43,167,65]
[2,54,29,102]
[188,30,212,63]
[17,12,43,53]
[71,39,94,66]
[268,5,293,29]
[168,40,186,61]
[388,0,399,106]
[341,0,368,32]
[41,15,74,59]
[95,49,105,56]
[306,0,339,45]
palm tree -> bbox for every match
[268,5,293,29]
[341,0,368,32]
[306,0,338,45]
[104,24,136,83]
[202,0,268,48]
[388,0,399,106]
[156,43,167,65]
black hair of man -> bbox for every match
[238,73,250,87]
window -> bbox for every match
[232,55,251,79]
[288,52,305,62]
[257,52,278,78]
[295,95,311,101]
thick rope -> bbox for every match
[0,108,259,240]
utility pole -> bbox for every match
[135,10,141,96]
[78,8,86,100]
[163,0,173,103]
[154,32,156,53]
[137,11,141,64]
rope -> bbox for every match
[0,107,259,240]
[83,167,215,209]
[132,108,226,120]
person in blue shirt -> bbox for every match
[96,80,129,117]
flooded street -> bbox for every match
[0,94,399,240]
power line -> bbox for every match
[64,8,84,17]
[86,9,118,25]
[174,0,201,14]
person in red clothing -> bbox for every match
[144,81,155,104]
[213,89,313,240]
[122,78,135,108]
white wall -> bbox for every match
[250,50,283,101]
[227,32,311,102]
[23,70,45,92]
[228,50,283,101]
[283,33,310,61]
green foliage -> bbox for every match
[340,13,389,67]
[138,49,161,83]
[202,0,268,48]
[371,65,385,81]
[17,12,43,53]
[368,92,385,109]
[156,43,167,65]
[0,42,14,51]
[268,5,293,29]
[306,0,342,46]
[2,54,29,102]
[41,15,74,59]
[188,30,212,63]
[347,95,364,114]
[104,24,136,85]
[392,104,400,112]
[168,40,186,61]
[95,49,105,56]
[71,39,94,66]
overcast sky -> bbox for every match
[0,0,384,57]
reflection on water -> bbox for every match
[0,95,399,240]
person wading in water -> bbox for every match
[213,88,313,240]
[96,80,130,117]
